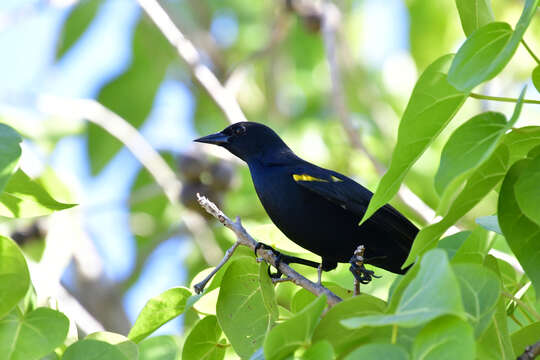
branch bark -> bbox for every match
[518,341,540,360]
[195,194,342,306]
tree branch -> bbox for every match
[195,194,342,306]
[518,341,540,360]
[136,0,246,125]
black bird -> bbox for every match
[195,122,418,284]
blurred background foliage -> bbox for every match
[0,0,539,350]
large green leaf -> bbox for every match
[63,339,128,360]
[182,316,225,360]
[56,0,103,59]
[455,0,495,36]
[412,316,475,360]
[453,264,500,337]
[362,54,468,223]
[89,16,174,174]
[448,0,539,91]
[86,332,138,360]
[342,249,464,328]
[138,336,180,360]
[0,170,76,218]
[452,227,490,264]
[533,65,540,92]
[312,294,386,354]
[404,144,508,267]
[344,344,409,360]
[514,151,540,226]
[0,124,22,194]
[302,341,334,360]
[434,111,506,195]
[128,287,192,343]
[502,126,540,165]
[264,295,326,360]
[216,259,277,359]
[498,158,540,295]
[0,236,30,318]
[511,322,540,357]
[0,307,69,360]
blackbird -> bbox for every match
[195,122,418,284]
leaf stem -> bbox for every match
[521,39,540,65]
[502,291,540,321]
[509,313,523,327]
[391,324,398,344]
[469,93,540,105]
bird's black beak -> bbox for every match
[193,132,229,146]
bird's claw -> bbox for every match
[254,242,284,279]
[349,258,381,285]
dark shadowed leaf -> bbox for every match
[264,295,326,360]
[182,316,225,360]
[344,343,409,360]
[412,316,475,360]
[217,259,277,359]
[128,287,192,343]
[449,0,539,91]
[0,236,30,318]
[455,0,495,36]
[56,0,103,59]
[362,54,468,223]
[343,250,464,328]
[0,123,22,194]
[0,307,69,360]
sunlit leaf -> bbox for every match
[437,231,470,260]
[138,335,180,360]
[511,322,540,357]
[502,126,540,164]
[344,343,409,360]
[86,332,139,360]
[455,0,495,36]
[342,250,464,328]
[128,287,192,343]
[533,65,540,92]
[0,123,22,194]
[449,0,539,91]
[217,259,277,359]
[0,235,30,318]
[412,316,475,360]
[452,227,490,264]
[0,307,69,360]
[264,295,326,360]
[182,316,225,360]
[56,0,103,59]
[63,339,128,360]
[0,170,76,218]
[302,341,334,360]
[362,54,468,223]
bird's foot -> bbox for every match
[254,242,284,279]
[349,247,381,285]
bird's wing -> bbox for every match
[292,170,417,249]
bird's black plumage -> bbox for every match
[195,122,418,278]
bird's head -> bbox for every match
[194,122,290,162]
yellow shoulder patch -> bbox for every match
[292,174,328,182]
[331,176,343,182]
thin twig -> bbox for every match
[518,340,540,360]
[521,39,540,65]
[194,240,240,294]
[136,0,246,125]
[196,193,342,306]
[502,291,540,321]
[470,92,540,105]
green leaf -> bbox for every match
[0,170,76,218]
[0,307,69,360]
[404,144,508,267]
[86,332,138,360]
[138,336,180,360]
[302,341,334,360]
[434,111,506,195]
[498,158,540,295]
[264,295,326,360]
[514,153,540,226]
[55,0,103,59]
[216,258,278,359]
[0,236,30,318]
[182,316,225,360]
[362,54,468,223]
[0,123,22,194]
[453,264,500,336]
[475,216,502,234]
[128,287,192,343]
[477,256,515,360]
[511,322,540,357]
[449,0,539,91]
[452,227,490,264]
[89,16,174,174]
[412,316,475,360]
[533,65,540,92]
[344,344,409,360]
[342,249,464,328]
[312,294,386,354]
[503,126,540,164]
[437,231,470,260]
[63,339,128,360]
[455,0,495,36]
[291,289,316,313]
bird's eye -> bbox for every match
[234,126,246,135]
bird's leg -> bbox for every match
[349,245,381,291]
[254,242,320,279]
